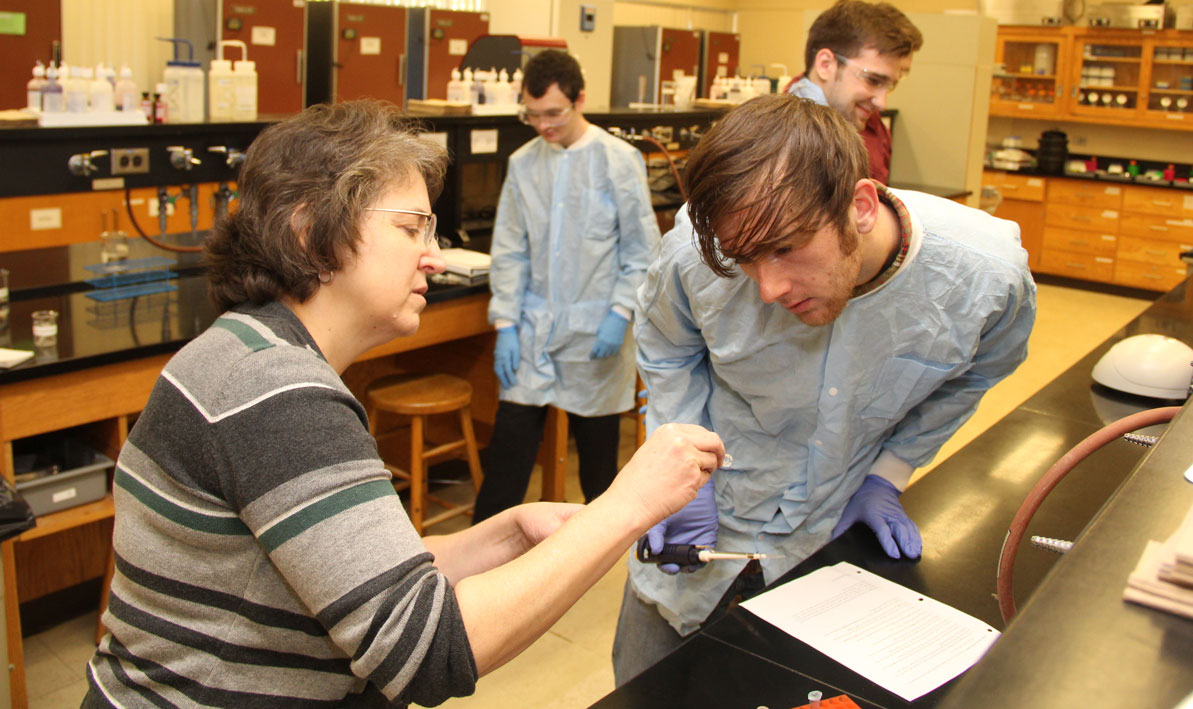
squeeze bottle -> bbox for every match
[232,54,257,119]
[66,65,92,113]
[90,66,115,112]
[115,65,139,112]
[42,64,64,113]
[447,68,467,102]
[157,37,205,123]
[511,67,523,100]
[26,61,46,111]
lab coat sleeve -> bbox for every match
[635,232,714,436]
[611,151,662,317]
[881,267,1037,471]
[488,171,531,325]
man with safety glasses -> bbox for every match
[474,50,661,522]
[787,0,923,184]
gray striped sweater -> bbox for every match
[85,301,477,707]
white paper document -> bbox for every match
[739,562,999,702]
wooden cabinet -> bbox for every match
[991,27,1070,119]
[982,170,1046,269]
[984,171,1192,291]
[990,27,1193,131]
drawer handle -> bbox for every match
[1144,274,1161,280]
[1146,249,1166,256]
[1149,225,1170,231]
[1071,216,1092,223]
[1065,262,1086,269]
[1067,240,1090,246]
[1152,200,1174,207]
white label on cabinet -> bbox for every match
[1095,257,1113,264]
[30,207,61,230]
[251,26,276,46]
[1027,178,1043,187]
[1185,196,1193,211]
[360,37,381,55]
[1166,114,1185,121]
[718,52,729,63]
[1167,218,1193,227]
[449,38,468,56]
[470,129,498,155]
[1017,103,1034,110]
[1101,235,1116,241]
[52,487,78,503]
[92,177,124,191]
[1102,210,1118,219]
[1104,186,1121,194]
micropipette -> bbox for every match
[634,537,777,565]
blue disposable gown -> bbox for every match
[629,189,1036,634]
[488,125,660,416]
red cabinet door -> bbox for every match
[424,10,489,100]
[335,3,406,103]
[222,0,305,116]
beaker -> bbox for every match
[101,231,130,263]
[31,309,58,347]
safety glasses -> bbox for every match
[365,208,438,249]
[834,53,900,94]
[518,104,573,127]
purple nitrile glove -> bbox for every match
[493,326,519,389]
[646,479,718,574]
[590,311,629,359]
[831,475,922,559]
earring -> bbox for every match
[318,270,334,285]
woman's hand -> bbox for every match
[512,502,584,550]
[603,422,724,530]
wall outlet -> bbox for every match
[111,147,150,175]
[581,4,596,32]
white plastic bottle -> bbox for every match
[66,65,91,112]
[208,55,236,121]
[26,61,46,111]
[115,65,139,111]
[495,67,512,105]
[90,67,115,112]
[232,54,257,120]
[483,67,501,105]
[159,37,205,123]
[462,68,478,105]
[447,67,467,102]
[511,67,523,100]
[41,64,64,113]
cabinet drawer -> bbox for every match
[1117,236,1193,265]
[1045,202,1119,232]
[1123,185,1193,219]
[1048,179,1124,209]
[982,171,1045,202]
[1039,249,1115,282]
[1119,213,1193,242]
[1042,227,1116,256]
[1114,259,1187,291]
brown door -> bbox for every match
[335,3,406,103]
[659,28,701,99]
[703,31,739,96]
[424,10,490,100]
[0,1,61,110]
[222,0,305,115]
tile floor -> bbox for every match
[23,281,1153,709]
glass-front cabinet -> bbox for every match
[1145,37,1193,127]
[1070,33,1144,120]
[991,27,1069,119]
[990,27,1193,131]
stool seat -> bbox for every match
[369,374,473,415]
[366,372,483,535]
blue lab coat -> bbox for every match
[629,189,1037,634]
[488,124,659,416]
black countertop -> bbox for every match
[596,281,1193,708]
[0,246,487,385]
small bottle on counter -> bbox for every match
[41,63,64,113]
[153,83,169,124]
[26,61,46,111]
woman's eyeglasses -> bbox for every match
[365,208,438,249]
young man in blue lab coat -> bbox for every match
[786,0,923,184]
[612,95,1036,682]
[472,50,660,521]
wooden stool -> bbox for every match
[366,374,483,535]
